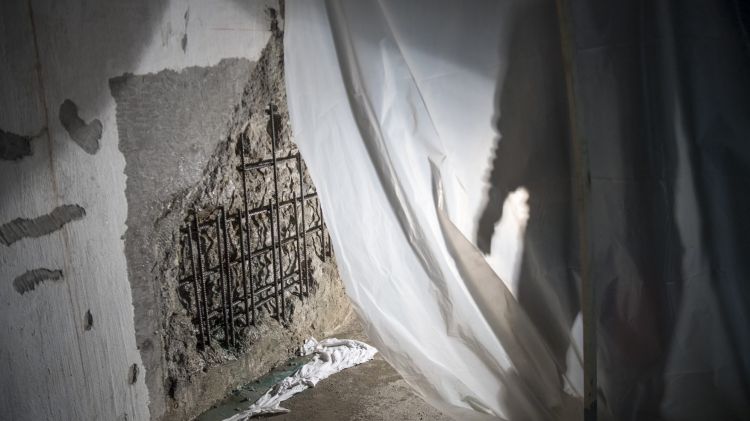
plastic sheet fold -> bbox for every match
[285,0,750,419]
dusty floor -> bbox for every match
[271,355,449,421]
[198,319,451,421]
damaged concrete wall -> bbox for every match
[110,56,256,420]
[0,1,292,420]
[110,26,353,419]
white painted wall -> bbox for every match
[0,1,275,419]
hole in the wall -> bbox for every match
[129,363,139,385]
[84,309,94,331]
[178,102,333,351]
[109,22,354,419]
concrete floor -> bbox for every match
[198,319,451,421]
[273,355,450,421]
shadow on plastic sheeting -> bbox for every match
[475,1,579,419]
[477,0,750,419]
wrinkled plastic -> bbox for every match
[284,0,750,420]
[225,338,377,420]
[285,1,581,419]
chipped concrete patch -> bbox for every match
[0,204,86,246]
[129,363,140,385]
[181,7,189,53]
[59,99,102,154]
[13,268,63,294]
[0,129,33,161]
[84,309,94,331]
[110,55,255,421]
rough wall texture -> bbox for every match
[111,27,353,421]
[110,56,255,420]
[0,1,279,420]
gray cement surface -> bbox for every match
[273,356,451,421]
[0,1,276,419]
[111,57,255,420]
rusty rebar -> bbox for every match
[187,218,206,348]
[220,206,236,347]
[269,103,285,321]
[193,209,211,347]
[297,154,309,296]
[240,133,256,326]
[216,211,231,346]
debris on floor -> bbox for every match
[223,338,377,420]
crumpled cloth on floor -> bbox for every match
[223,338,378,421]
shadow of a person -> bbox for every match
[476,0,579,413]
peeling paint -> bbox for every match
[59,99,102,154]
[0,204,86,246]
[0,129,33,161]
[13,268,63,294]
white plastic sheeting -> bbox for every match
[224,338,377,420]
[285,1,581,420]
[285,0,750,420]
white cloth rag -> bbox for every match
[223,338,378,420]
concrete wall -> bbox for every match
[0,1,275,419]
[111,57,257,421]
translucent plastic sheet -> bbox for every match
[285,0,750,420]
